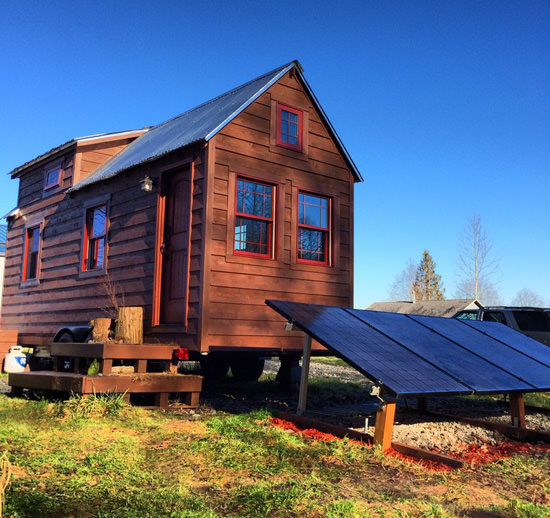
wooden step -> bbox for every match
[8,371,202,408]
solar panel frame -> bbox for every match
[266,299,550,398]
[408,314,550,391]
[266,300,473,397]
[348,309,535,394]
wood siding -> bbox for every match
[3,72,356,355]
[2,135,158,345]
[202,71,355,353]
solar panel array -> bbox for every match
[266,300,550,398]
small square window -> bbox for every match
[277,104,302,151]
[44,164,61,191]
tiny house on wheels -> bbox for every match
[2,60,362,380]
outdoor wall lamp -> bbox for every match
[140,175,154,192]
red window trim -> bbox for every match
[82,203,108,272]
[297,191,331,266]
[22,223,42,282]
[234,176,276,259]
[277,103,303,152]
[43,162,62,191]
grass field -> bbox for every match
[1,382,550,518]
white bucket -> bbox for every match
[4,346,26,373]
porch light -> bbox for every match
[140,175,154,192]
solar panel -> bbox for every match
[267,300,472,397]
[266,299,550,398]
[409,315,550,390]
[462,319,550,365]
[349,310,534,393]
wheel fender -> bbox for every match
[53,326,93,343]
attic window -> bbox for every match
[44,163,62,191]
[277,104,302,151]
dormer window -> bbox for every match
[44,162,62,191]
[277,104,302,151]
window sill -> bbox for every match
[20,279,40,288]
[78,269,106,279]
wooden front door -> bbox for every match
[157,167,191,325]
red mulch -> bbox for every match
[269,417,550,471]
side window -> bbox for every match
[82,204,107,271]
[455,310,478,320]
[277,104,302,151]
[513,311,550,332]
[234,177,275,259]
[23,225,41,281]
[44,162,62,192]
[482,311,506,324]
[297,191,330,265]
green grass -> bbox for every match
[1,392,549,518]
[524,392,550,409]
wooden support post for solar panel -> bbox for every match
[373,400,396,452]
[509,392,526,428]
[297,334,312,416]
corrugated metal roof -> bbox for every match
[69,60,362,193]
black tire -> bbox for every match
[200,354,230,380]
[230,355,265,382]
[55,332,74,343]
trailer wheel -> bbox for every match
[200,354,230,380]
[230,355,265,382]
[55,332,75,343]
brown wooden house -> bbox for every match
[2,60,362,377]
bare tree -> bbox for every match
[511,288,546,307]
[389,258,417,301]
[455,213,500,305]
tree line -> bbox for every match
[388,214,547,306]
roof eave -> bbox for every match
[9,139,77,178]
[204,62,296,142]
[8,128,147,179]
[296,69,363,183]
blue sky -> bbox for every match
[1,0,548,308]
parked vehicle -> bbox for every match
[453,307,550,346]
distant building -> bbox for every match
[366,299,483,318]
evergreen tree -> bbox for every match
[413,250,445,301]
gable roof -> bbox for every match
[366,299,483,318]
[9,129,147,178]
[68,60,362,193]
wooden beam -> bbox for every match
[297,334,312,415]
[510,392,526,428]
[391,442,465,469]
[374,401,396,452]
[426,409,550,442]
[277,410,373,443]
[275,410,465,469]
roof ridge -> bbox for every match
[153,61,298,131]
